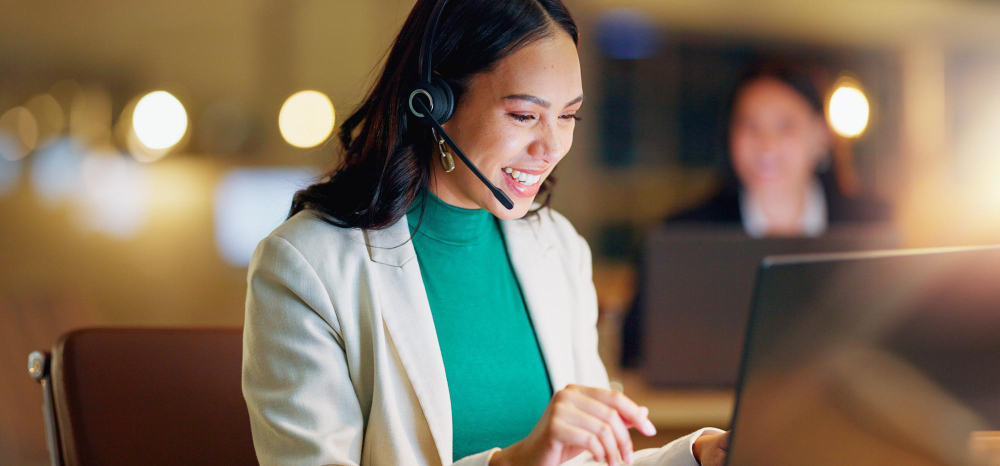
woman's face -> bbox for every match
[729,77,830,197]
[432,30,583,219]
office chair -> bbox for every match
[28,327,258,465]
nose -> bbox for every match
[757,130,782,157]
[527,119,565,163]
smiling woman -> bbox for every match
[287,0,580,228]
[242,1,726,465]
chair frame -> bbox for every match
[28,350,64,466]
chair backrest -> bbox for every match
[38,327,258,465]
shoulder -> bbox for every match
[826,191,894,224]
[268,209,366,252]
[667,185,742,224]
[251,210,375,279]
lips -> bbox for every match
[501,166,544,198]
[503,167,541,186]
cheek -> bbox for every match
[778,134,816,169]
[559,127,574,159]
[730,134,756,165]
[489,123,532,162]
[461,117,519,168]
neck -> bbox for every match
[749,183,811,234]
[428,169,481,210]
[407,187,493,245]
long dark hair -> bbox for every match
[289,0,578,229]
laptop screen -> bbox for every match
[726,246,1000,466]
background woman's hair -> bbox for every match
[288,0,578,229]
[730,60,826,116]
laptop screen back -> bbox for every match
[726,246,1000,466]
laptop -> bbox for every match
[725,246,1000,466]
[641,224,898,387]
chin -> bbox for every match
[489,198,533,220]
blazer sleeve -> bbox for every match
[571,233,727,465]
[242,235,365,466]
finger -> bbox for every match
[553,419,607,464]
[708,444,728,466]
[558,403,623,466]
[572,385,656,436]
[704,433,730,466]
[571,393,634,463]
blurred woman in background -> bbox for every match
[621,62,892,368]
[670,62,891,236]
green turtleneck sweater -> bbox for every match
[405,190,552,461]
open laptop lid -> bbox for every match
[726,246,1000,466]
[642,223,898,387]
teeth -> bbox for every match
[503,167,542,186]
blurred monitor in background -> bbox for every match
[620,61,896,371]
[639,224,897,388]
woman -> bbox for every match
[242,1,727,465]
[620,62,891,368]
[670,62,891,236]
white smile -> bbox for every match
[503,167,541,186]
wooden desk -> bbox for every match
[615,371,734,429]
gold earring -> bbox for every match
[435,131,455,172]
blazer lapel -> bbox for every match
[501,217,577,391]
[365,217,453,465]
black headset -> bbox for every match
[407,0,515,210]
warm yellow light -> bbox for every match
[132,91,188,150]
[0,106,39,161]
[26,94,65,138]
[828,83,870,138]
[279,90,335,149]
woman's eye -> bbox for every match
[561,114,583,121]
[509,113,536,122]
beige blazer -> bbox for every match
[242,207,721,466]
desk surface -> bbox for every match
[614,371,735,430]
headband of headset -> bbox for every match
[408,0,455,124]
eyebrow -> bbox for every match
[503,94,585,109]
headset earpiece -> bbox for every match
[407,0,513,210]
[408,75,455,124]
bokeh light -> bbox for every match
[26,93,65,144]
[127,126,173,163]
[0,107,39,160]
[0,151,21,198]
[279,90,335,149]
[30,137,85,205]
[132,90,188,151]
[595,8,659,60]
[69,84,113,147]
[76,151,149,238]
[828,80,870,138]
[213,167,317,266]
